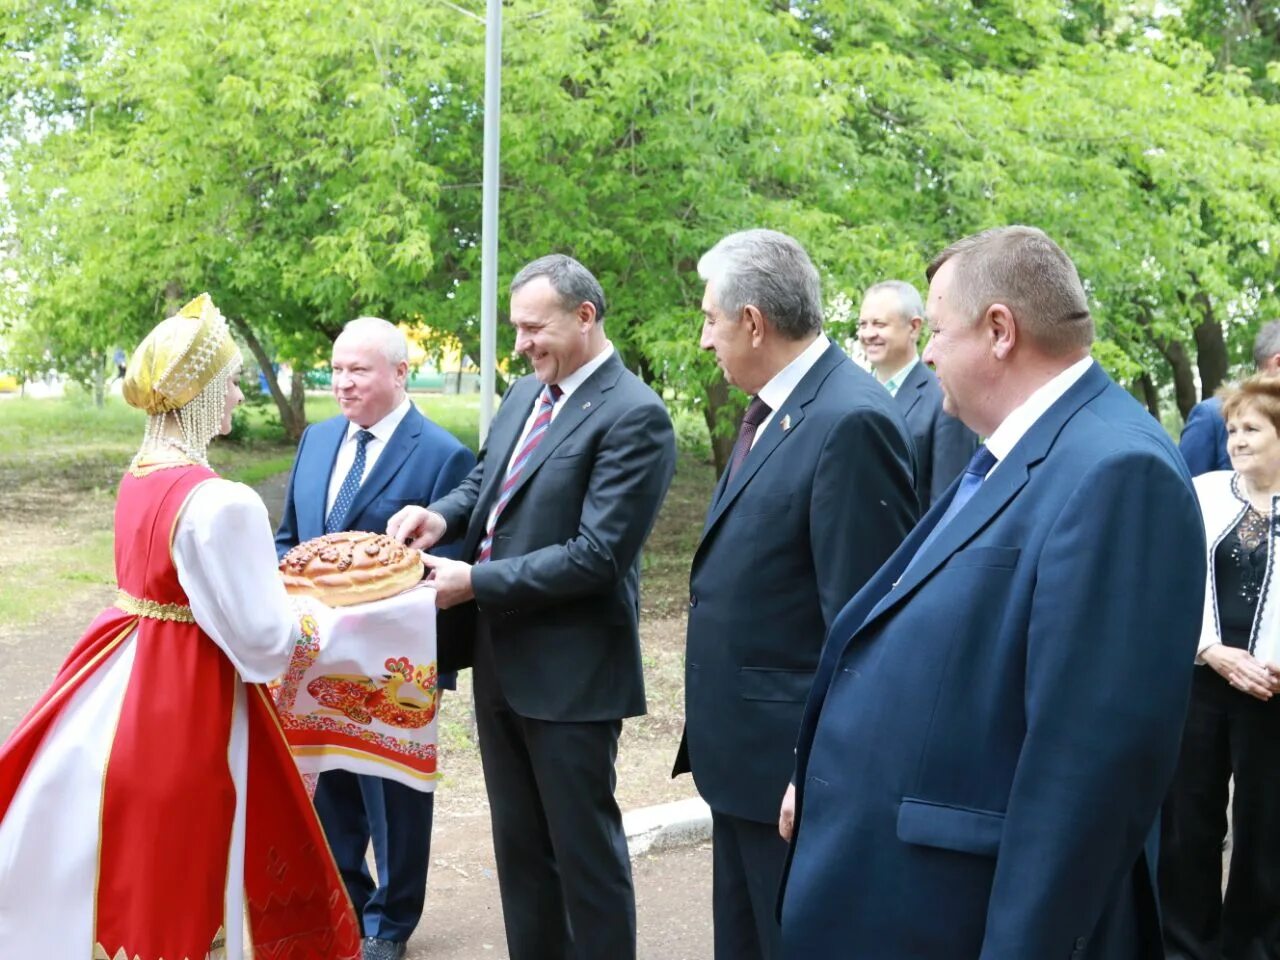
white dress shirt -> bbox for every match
[325,395,413,514]
[753,335,831,447]
[984,356,1094,476]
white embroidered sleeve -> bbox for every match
[173,478,298,682]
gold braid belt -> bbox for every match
[114,589,196,624]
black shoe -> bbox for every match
[362,937,408,960]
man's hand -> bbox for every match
[387,506,447,550]
[1203,644,1277,701]
[422,554,475,609]
[779,782,797,841]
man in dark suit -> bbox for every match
[275,317,475,960]
[387,255,676,960]
[858,279,980,508]
[672,229,918,960]
[778,227,1207,959]
[1179,320,1280,475]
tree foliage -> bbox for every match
[3,0,1278,447]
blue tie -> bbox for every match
[325,429,375,533]
[904,444,997,573]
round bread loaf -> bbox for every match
[279,531,424,607]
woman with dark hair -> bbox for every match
[1160,373,1280,960]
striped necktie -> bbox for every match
[476,384,563,563]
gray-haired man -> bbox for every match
[673,229,918,960]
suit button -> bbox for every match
[1074,936,1087,950]
[689,594,698,608]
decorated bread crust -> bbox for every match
[279,531,423,607]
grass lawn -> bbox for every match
[0,387,716,810]
[0,390,487,638]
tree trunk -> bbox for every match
[92,353,106,408]
[701,377,737,475]
[1157,337,1199,420]
[1191,293,1228,399]
[1138,372,1162,421]
[231,317,306,441]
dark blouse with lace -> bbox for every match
[1214,506,1271,650]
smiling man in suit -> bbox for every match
[386,255,676,960]
[858,279,979,509]
[274,316,475,960]
[777,226,1207,960]
[673,229,918,960]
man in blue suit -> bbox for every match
[1178,320,1280,475]
[275,317,475,960]
[778,227,1207,959]
[858,279,979,508]
[674,230,918,960]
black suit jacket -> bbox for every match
[673,340,918,824]
[893,360,980,510]
[429,351,677,723]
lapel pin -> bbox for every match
[582,400,591,410]
[781,414,791,432]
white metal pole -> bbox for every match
[478,0,502,444]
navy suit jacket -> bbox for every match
[779,363,1207,960]
[274,404,476,671]
[673,341,918,824]
[893,360,980,509]
[1178,396,1231,476]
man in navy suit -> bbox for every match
[858,279,979,508]
[275,317,475,960]
[673,229,917,960]
[1179,320,1280,475]
[778,227,1207,959]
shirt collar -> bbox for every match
[880,354,920,397]
[346,395,411,444]
[757,335,830,413]
[554,342,615,400]
[985,356,1093,466]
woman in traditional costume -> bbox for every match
[0,295,360,959]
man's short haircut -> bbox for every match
[1220,373,1280,435]
[925,226,1094,355]
[864,280,925,329]
[341,316,408,366]
[510,254,606,324]
[1252,320,1280,369]
[697,229,823,341]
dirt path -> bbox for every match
[0,469,715,959]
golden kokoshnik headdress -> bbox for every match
[123,293,242,467]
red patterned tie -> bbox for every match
[476,384,563,563]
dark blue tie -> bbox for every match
[325,429,375,533]
[904,444,997,573]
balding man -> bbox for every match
[779,227,1207,959]
[275,317,475,960]
[859,279,979,509]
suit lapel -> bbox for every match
[342,405,423,527]
[699,342,842,546]
[313,420,349,535]
[850,362,1112,638]
[499,354,621,509]
[475,378,541,517]
[894,362,928,419]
